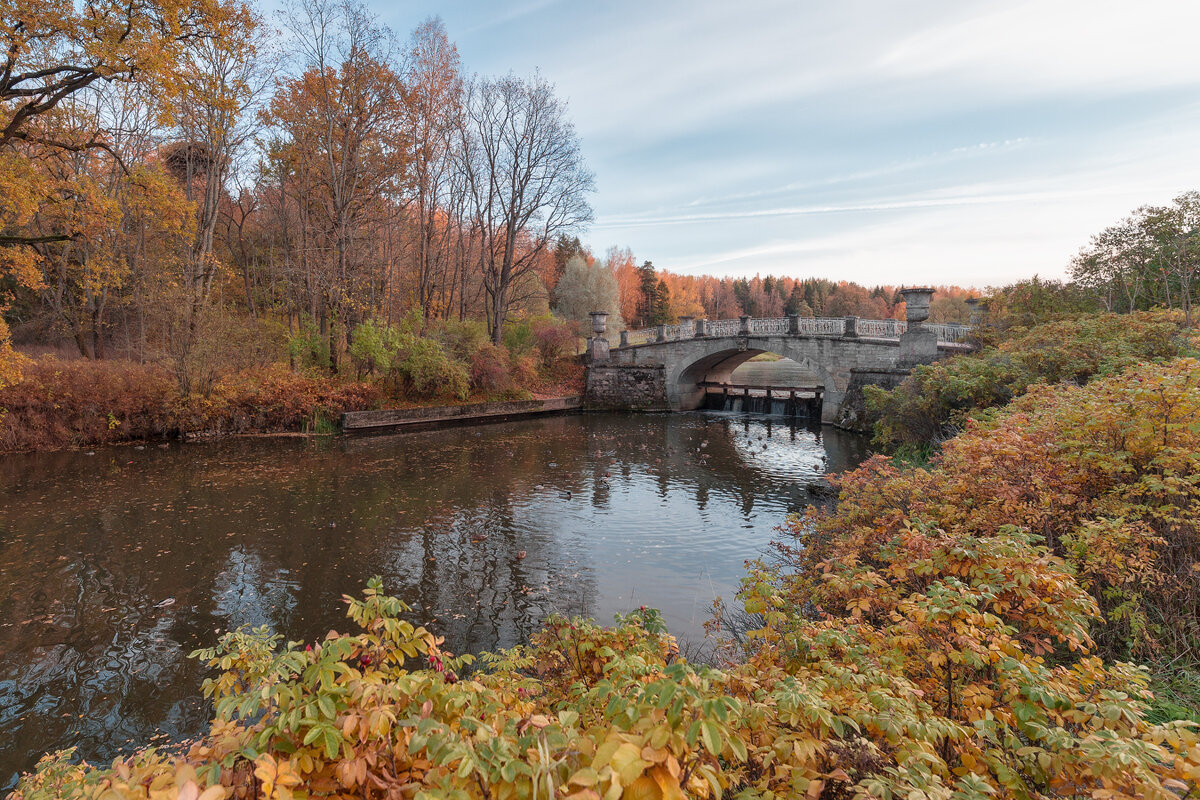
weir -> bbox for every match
[698,382,823,418]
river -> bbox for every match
[0,411,868,787]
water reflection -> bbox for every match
[0,412,868,787]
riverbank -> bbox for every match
[0,356,585,452]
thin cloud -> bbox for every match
[596,186,1088,230]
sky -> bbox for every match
[366,0,1200,287]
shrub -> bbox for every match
[868,311,1193,447]
[347,319,474,400]
[0,357,177,450]
[509,353,539,390]
[435,317,491,363]
[207,366,381,434]
[348,319,410,379]
[14,577,1200,800]
[287,320,331,372]
[501,316,535,358]
[530,315,578,369]
[827,356,1200,668]
[468,343,514,396]
[397,338,469,400]
[0,358,383,451]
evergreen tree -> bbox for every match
[636,261,658,326]
[652,278,672,325]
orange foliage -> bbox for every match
[0,358,381,452]
[805,356,1200,660]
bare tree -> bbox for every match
[404,16,463,318]
[457,72,593,344]
[553,254,624,331]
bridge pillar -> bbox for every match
[695,318,707,337]
[588,311,610,362]
[844,316,858,338]
[966,297,988,326]
[898,288,937,365]
[656,324,666,342]
[787,314,800,335]
[619,330,629,347]
[739,315,750,336]
[680,316,695,338]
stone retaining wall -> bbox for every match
[584,364,668,411]
[834,368,911,433]
[341,396,581,434]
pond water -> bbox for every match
[0,412,869,787]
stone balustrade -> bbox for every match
[614,315,971,347]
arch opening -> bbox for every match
[674,346,828,418]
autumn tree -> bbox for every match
[0,0,255,384]
[1071,215,1155,312]
[604,246,640,324]
[1067,192,1200,324]
[661,272,704,320]
[456,72,593,344]
[29,93,193,359]
[265,0,409,371]
[170,8,267,309]
[783,284,810,316]
[1146,192,1200,327]
[547,234,589,303]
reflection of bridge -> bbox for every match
[584,289,975,424]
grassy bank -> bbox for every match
[1,313,584,452]
[0,356,583,453]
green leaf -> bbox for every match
[324,729,341,760]
[700,721,722,756]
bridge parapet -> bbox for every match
[856,318,905,338]
[615,315,972,348]
[706,318,741,337]
[748,317,791,335]
[925,323,971,343]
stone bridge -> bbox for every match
[584,289,975,425]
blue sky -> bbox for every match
[368,0,1200,287]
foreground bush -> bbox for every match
[799,356,1200,674]
[867,311,1192,448]
[14,554,1200,800]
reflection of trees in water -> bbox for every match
[0,533,206,794]
[212,550,299,632]
[0,414,870,786]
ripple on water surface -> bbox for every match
[0,412,869,787]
